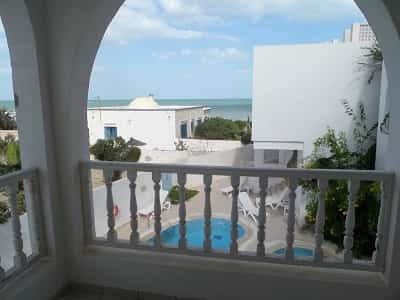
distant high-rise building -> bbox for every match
[343,23,376,43]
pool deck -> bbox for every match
[116,176,334,255]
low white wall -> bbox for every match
[0,130,18,140]
[180,139,242,152]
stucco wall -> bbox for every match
[88,107,207,149]
[252,42,381,158]
[87,109,177,150]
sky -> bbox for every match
[0,0,366,100]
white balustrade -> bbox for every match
[285,177,297,262]
[0,257,5,280]
[0,168,43,286]
[7,181,28,269]
[203,174,212,252]
[230,175,240,256]
[343,179,360,264]
[314,179,328,263]
[103,169,117,243]
[127,169,139,246]
[178,172,187,250]
[152,171,162,249]
[257,176,268,257]
[81,161,394,272]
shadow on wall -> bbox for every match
[176,144,254,167]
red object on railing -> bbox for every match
[113,205,119,217]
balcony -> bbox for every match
[81,161,393,270]
[2,162,395,298]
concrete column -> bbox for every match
[356,1,400,298]
[0,0,67,298]
[38,0,124,280]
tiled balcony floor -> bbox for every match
[59,286,201,300]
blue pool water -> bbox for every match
[273,247,314,257]
[150,218,245,250]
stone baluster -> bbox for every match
[343,179,360,264]
[178,172,187,250]
[128,169,139,246]
[230,175,240,256]
[23,174,41,256]
[373,180,391,268]
[7,181,27,269]
[103,169,117,242]
[152,171,162,249]
[313,178,328,263]
[285,177,297,262]
[203,174,213,252]
[0,256,5,280]
[257,176,268,257]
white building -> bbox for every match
[252,41,381,164]
[344,23,376,43]
[87,96,210,150]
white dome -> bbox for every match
[128,96,159,109]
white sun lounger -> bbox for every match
[221,186,233,195]
[138,189,170,218]
[256,187,289,211]
[238,192,268,223]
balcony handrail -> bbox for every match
[0,167,44,287]
[80,160,394,273]
[83,160,394,181]
[0,168,37,185]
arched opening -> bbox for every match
[84,0,390,262]
[0,17,33,272]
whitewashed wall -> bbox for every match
[87,109,177,150]
[252,42,381,158]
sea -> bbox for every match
[0,98,252,121]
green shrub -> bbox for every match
[168,185,199,205]
[6,141,20,166]
[0,109,17,130]
[0,201,10,224]
[194,117,241,140]
[90,137,141,180]
[240,131,252,145]
[0,191,25,224]
[302,102,380,258]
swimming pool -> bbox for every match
[273,247,314,257]
[149,217,245,250]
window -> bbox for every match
[197,118,202,125]
[104,126,118,140]
[264,150,279,163]
[180,122,188,138]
